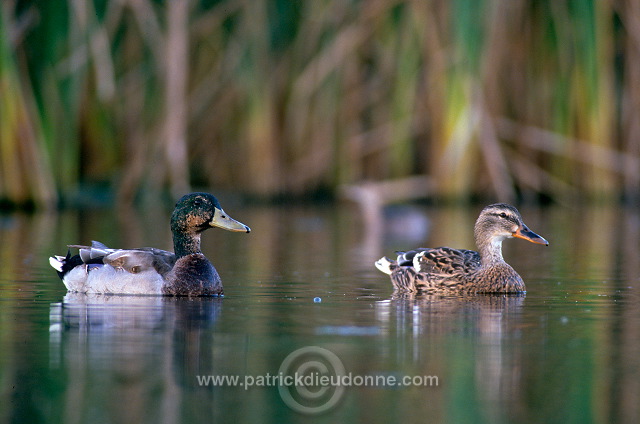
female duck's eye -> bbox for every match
[499,212,508,219]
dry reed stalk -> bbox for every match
[476,0,521,202]
[499,118,640,188]
[417,0,482,199]
[116,67,148,203]
[234,1,282,196]
[589,0,616,197]
[0,3,55,208]
[283,8,371,192]
[619,0,640,200]
[70,0,116,101]
[163,0,190,197]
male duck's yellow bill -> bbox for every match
[512,225,548,246]
[210,208,251,233]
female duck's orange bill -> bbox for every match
[513,226,549,246]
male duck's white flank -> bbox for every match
[49,192,250,296]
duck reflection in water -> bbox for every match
[49,294,245,422]
[376,293,526,422]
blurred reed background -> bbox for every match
[1,0,639,208]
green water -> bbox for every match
[0,203,638,423]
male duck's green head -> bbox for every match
[171,193,250,236]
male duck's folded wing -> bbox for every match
[68,241,177,276]
[102,248,176,276]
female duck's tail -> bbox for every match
[374,257,396,275]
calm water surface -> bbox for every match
[1,203,639,423]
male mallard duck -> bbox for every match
[49,193,250,296]
[375,203,548,294]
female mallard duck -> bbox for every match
[375,203,548,294]
[49,192,250,296]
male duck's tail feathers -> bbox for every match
[49,242,111,278]
[48,249,83,279]
[49,255,65,273]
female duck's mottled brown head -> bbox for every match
[474,203,548,265]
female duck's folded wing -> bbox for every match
[412,247,481,275]
[394,248,430,266]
